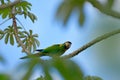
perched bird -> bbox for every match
[20,41,72,59]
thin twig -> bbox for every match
[16,17,26,31]
[0,18,10,25]
[62,29,120,59]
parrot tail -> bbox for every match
[36,49,44,52]
[20,56,28,59]
[20,52,45,59]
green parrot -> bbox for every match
[20,41,72,59]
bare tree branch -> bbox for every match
[62,29,120,59]
[0,19,10,25]
[11,7,30,55]
[0,0,21,10]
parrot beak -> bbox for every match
[64,41,72,49]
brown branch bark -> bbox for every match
[62,29,120,59]
[0,0,21,10]
[12,7,30,55]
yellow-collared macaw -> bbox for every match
[20,41,72,59]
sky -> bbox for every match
[1,0,120,80]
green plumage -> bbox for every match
[20,41,72,59]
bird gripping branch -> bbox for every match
[20,41,72,59]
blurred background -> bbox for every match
[0,0,120,80]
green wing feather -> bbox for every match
[20,52,44,59]
[42,44,66,56]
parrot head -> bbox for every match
[64,41,72,49]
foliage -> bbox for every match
[0,0,39,53]
[55,0,120,26]
[84,76,103,80]
[18,30,40,52]
[0,26,39,52]
[17,58,103,80]
[0,26,22,45]
[19,58,84,80]
[0,0,37,22]
[56,0,85,26]
[0,73,11,80]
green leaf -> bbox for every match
[32,41,37,52]
[33,34,38,37]
[34,38,40,47]
[2,11,8,19]
[57,1,76,25]
[25,41,28,49]
[29,30,33,35]
[22,31,29,36]
[79,9,85,26]
[44,69,52,80]
[5,33,9,44]
[28,12,37,23]
[1,0,5,4]
[0,34,4,40]
[106,0,114,9]
[84,76,103,80]
[36,76,46,80]
[22,39,26,44]
[53,59,84,80]
[0,74,11,80]
[4,28,9,32]
[21,1,32,7]
[21,59,39,80]
[26,5,31,10]
[22,6,27,12]
[19,35,26,38]
[63,3,74,25]
[28,13,34,22]
[18,30,25,36]
[10,34,14,45]
[15,1,32,12]
[0,30,4,34]
[17,26,22,29]
[20,30,39,52]
[0,7,11,19]
[55,0,86,26]
[42,63,52,80]
[23,11,28,19]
